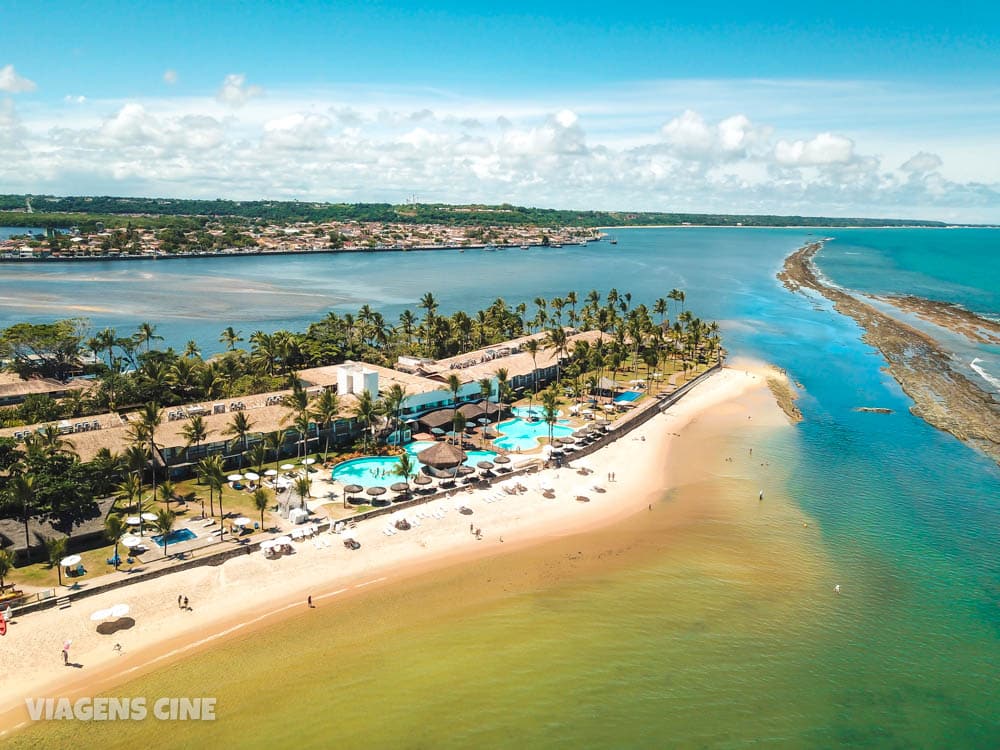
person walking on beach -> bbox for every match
[178,594,183,608]
[183,596,189,610]
[759,490,764,501]
[308,595,314,608]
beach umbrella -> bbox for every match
[141,512,157,522]
[90,608,113,622]
[280,464,296,471]
[412,474,433,486]
[122,535,142,548]
[227,474,244,482]
[572,429,590,439]
[60,554,82,568]
[234,517,251,527]
[390,482,410,493]
[476,417,490,424]
[343,483,363,496]
[417,442,467,470]
[366,486,387,498]
[301,458,317,465]
[476,460,494,470]
[430,427,445,436]
[556,436,575,445]
[456,465,475,476]
[274,536,292,545]
[125,516,141,526]
[493,455,510,464]
[264,469,278,476]
[110,604,130,618]
[244,471,260,481]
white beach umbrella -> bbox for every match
[264,469,278,476]
[140,512,157,522]
[234,517,251,527]
[280,464,296,471]
[301,458,317,465]
[90,608,112,622]
[110,603,130,618]
[60,555,82,567]
[125,516,141,526]
[274,536,292,545]
[122,535,142,548]
[227,474,244,482]
[244,472,260,481]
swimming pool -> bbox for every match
[150,528,197,546]
[331,441,498,487]
[492,417,573,452]
[614,390,643,403]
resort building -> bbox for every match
[0,330,602,478]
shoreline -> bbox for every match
[0,365,782,734]
[778,242,1000,464]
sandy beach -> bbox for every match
[0,364,783,736]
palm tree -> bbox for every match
[183,340,201,358]
[544,327,569,386]
[134,321,163,353]
[223,411,255,468]
[219,326,243,351]
[196,455,224,517]
[154,508,177,557]
[252,488,269,530]
[45,536,68,586]
[0,548,14,589]
[116,473,141,514]
[446,373,462,444]
[382,383,409,442]
[181,414,209,465]
[264,430,284,473]
[523,338,541,409]
[128,402,162,500]
[9,475,35,557]
[352,389,380,451]
[310,389,340,459]
[157,479,176,512]
[105,514,126,570]
[541,384,563,448]
[294,476,311,510]
[209,463,227,536]
[247,443,267,474]
[494,367,509,433]
[393,452,415,492]
[452,411,468,444]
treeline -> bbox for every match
[0,194,951,228]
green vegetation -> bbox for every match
[0,194,952,228]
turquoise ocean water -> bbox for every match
[3,228,998,747]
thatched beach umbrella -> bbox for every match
[493,455,510,465]
[390,482,410,493]
[343,484,363,504]
[476,460,495,470]
[556,436,575,445]
[416,442,467,471]
[366,486,387,498]
[412,474,433,486]
[456,465,475,476]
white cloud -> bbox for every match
[64,95,87,104]
[216,73,262,107]
[774,133,855,166]
[901,151,943,173]
[163,69,178,85]
[0,64,36,93]
[0,80,997,222]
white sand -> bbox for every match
[0,365,778,733]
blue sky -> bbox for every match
[2,1,999,220]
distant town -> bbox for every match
[0,219,602,261]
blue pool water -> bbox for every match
[613,391,642,403]
[492,417,573,452]
[331,441,498,487]
[150,528,197,546]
